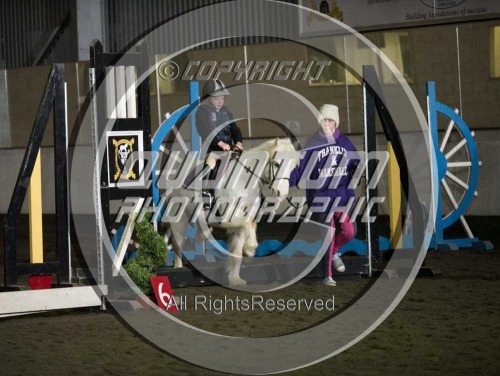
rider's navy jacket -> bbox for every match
[196,104,243,153]
[289,128,359,212]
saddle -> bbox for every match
[202,150,242,210]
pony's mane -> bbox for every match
[249,138,295,153]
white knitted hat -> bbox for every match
[318,104,339,126]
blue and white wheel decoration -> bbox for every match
[427,81,491,250]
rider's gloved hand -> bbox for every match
[218,141,231,151]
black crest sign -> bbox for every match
[106,131,144,187]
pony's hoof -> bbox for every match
[243,247,256,257]
[228,276,247,286]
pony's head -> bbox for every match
[262,138,300,200]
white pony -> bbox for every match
[165,138,299,286]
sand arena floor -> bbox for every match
[1,249,500,375]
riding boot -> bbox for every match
[202,190,213,210]
[202,159,220,210]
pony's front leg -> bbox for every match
[242,222,258,257]
[168,222,186,269]
[173,246,183,268]
[171,237,184,268]
[226,228,246,286]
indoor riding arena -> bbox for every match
[1,1,499,375]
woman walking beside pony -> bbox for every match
[290,104,359,286]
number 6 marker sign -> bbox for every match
[150,276,178,312]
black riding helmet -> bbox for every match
[202,79,231,97]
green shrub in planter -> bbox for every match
[124,215,168,295]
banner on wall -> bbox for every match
[300,0,500,36]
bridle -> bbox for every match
[267,160,291,187]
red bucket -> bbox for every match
[29,275,52,290]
